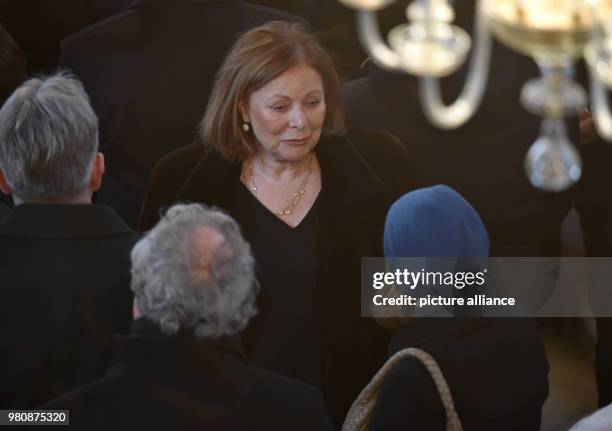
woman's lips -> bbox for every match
[281,136,310,145]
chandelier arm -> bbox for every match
[357,9,404,71]
[589,68,612,141]
[418,2,492,129]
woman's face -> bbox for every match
[241,63,326,163]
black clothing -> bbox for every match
[0,0,130,73]
[138,129,416,425]
[59,0,303,227]
[0,204,138,409]
[596,317,612,406]
[0,20,25,105]
[0,202,7,219]
[342,47,577,257]
[44,318,334,431]
[369,318,549,431]
[240,187,322,389]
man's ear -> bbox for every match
[0,170,12,196]
[90,153,105,192]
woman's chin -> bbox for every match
[273,143,317,163]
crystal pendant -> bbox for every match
[524,118,582,191]
[387,0,470,78]
[520,60,586,117]
[520,74,586,117]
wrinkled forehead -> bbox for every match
[248,64,325,103]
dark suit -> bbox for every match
[0,204,138,409]
[138,128,416,425]
[43,318,334,431]
[58,0,303,227]
[341,31,578,257]
[0,20,25,105]
[369,318,549,431]
[0,0,130,73]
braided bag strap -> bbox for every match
[341,347,463,431]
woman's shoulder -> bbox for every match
[153,143,205,181]
[138,144,229,231]
[147,143,207,203]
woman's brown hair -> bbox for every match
[201,21,345,161]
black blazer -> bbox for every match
[369,318,549,431]
[58,0,304,227]
[0,202,8,219]
[0,0,130,73]
[0,204,139,409]
[43,318,334,431]
[138,128,416,425]
[341,40,578,257]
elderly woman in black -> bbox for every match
[139,21,414,423]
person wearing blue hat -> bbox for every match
[369,185,550,431]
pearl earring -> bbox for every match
[242,122,250,132]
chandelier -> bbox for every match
[338,0,612,191]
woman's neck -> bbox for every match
[247,152,314,183]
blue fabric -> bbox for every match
[384,185,489,258]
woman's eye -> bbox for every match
[306,100,321,107]
[271,105,289,112]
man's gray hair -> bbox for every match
[0,72,98,201]
[130,203,258,338]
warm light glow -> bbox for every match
[337,0,395,10]
[486,0,592,30]
[481,0,595,59]
[387,23,471,76]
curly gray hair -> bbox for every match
[130,203,258,338]
[0,72,99,202]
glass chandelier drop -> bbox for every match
[339,0,612,191]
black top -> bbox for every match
[237,186,323,389]
[369,318,549,431]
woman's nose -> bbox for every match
[288,106,307,129]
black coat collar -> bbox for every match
[112,318,247,372]
[0,203,135,239]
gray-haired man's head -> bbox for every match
[0,72,104,204]
[130,203,258,338]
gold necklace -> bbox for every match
[244,154,314,216]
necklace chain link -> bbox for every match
[244,154,314,217]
